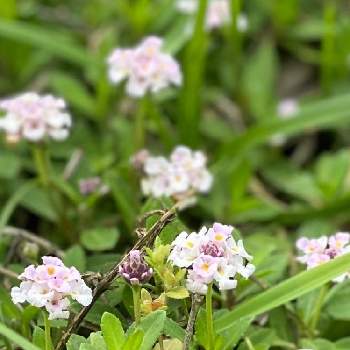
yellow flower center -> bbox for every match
[47,266,55,275]
[201,263,209,272]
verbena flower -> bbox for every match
[79,177,109,196]
[177,0,248,31]
[140,145,213,199]
[168,223,255,294]
[119,250,153,285]
[11,256,92,320]
[107,36,182,97]
[0,92,72,143]
[296,233,350,282]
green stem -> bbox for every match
[206,283,215,350]
[43,312,53,350]
[32,145,50,187]
[132,285,141,325]
[134,96,148,150]
[309,284,329,335]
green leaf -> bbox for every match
[0,321,40,350]
[220,93,350,171]
[64,245,87,272]
[165,286,189,300]
[215,253,350,332]
[0,19,97,67]
[123,329,144,350]
[336,337,350,350]
[81,228,119,251]
[80,332,107,350]
[0,152,21,179]
[242,40,278,120]
[325,280,350,320]
[300,338,336,350]
[138,310,166,350]
[164,317,185,341]
[67,334,87,350]
[101,312,125,350]
[32,327,45,350]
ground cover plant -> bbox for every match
[1,0,350,349]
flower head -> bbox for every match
[119,250,153,285]
[139,145,213,200]
[107,36,182,97]
[296,232,350,283]
[169,223,254,294]
[11,256,92,320]
[0,92,71,143]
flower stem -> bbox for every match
[32,145,50,187]
[134,96,148,150]
[132,285,141,325]
[206,283,215,350]
[43,312,53,350]
[309,284,329,335]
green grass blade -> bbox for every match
[219,93,350,169]
[215,253,350,332]
[0,322,40,350]
[0,19,97,67]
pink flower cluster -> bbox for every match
[177,0,248,31]
[107,36,182,97]
[11,257,92,320]
[169,223,255,294]
[296,233,350,282]
[140,145,213,199]
[0,92,71,143]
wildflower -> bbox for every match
[296,232,350,282]
[140,288,167,315]
[78,177,108,196]
[278,98,299,119]
[169,223,254,294]
[11,256,92,320]
[0,92,71,143]
[119,250,153,285]
[107,36,182,97]
[140,145,213,199]
[177,0,247,31]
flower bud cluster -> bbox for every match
[296,232,350,282]
[0,92,71,143]
[11,256,92,320]
[169,223,255,294]
[119,250,153,285]
[107,36,182,97]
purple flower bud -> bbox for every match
[119,250,153,285]
[200,242,224,257]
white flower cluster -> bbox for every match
[140,145,213,198]
[107,36,182,97]
[177,0,248,31]
[0,92,71,143]
[169,223,255,294]
[11,256,92,320]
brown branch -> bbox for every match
[183,294,202,350]
[55,207,177,350]
[0,226,64,257]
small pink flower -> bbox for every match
[193,255,219,281]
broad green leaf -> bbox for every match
[238,328,277,350]
[325,280,350,320]
[215,253,350,332]
[80,332,107,350]
[0,321,40,350]
[165,286,189,299]
[32,327,45,350]
[0,152,21,179]
[164,317,185,341]
[336,337,350,350]
[81,228,119,251]
[66,334,87,350]
[153,338,183,350]
[242,40,278,120]
[300,338,336,350]
[195,308,208,349]
[101,312,125,350]
[64,245,86,272]
[123,329,144,350]
[138,310,166,350]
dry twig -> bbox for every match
[183,294,203,350]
